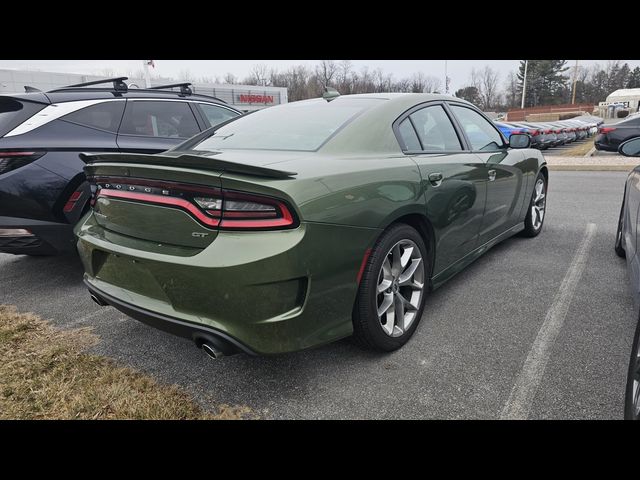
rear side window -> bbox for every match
[409,105,462,151]
[120,101,200,138]
[61,101,125,133]
[397,118,421,150]
[197,104,239,128]
[450,105,505,151]
[0,97,46,137]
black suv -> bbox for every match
[0,77,241,255]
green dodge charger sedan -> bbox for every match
[75,93,547,357]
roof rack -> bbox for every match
[50,77,129,92]
[148,82,193,95]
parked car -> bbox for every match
[503,122,550,150]
[76,92,548,357]
[613,136,640,420]
[0,78,242,255]
[595,115,640,152]
[494,121,522,139]
[511,122,556,149]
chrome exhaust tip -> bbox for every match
[90,293,108,307]
[202,342,224,360]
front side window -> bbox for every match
[61,101,125,133]
[120,101,200,138]
[198,104,240,128]
[449,105,504,151]
[408,105,462,151]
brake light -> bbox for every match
[598,127,617,134]
[531,129,540,136]
[0,151,44,175]
[90,177,297,231]
[194,190,295,229]
[63,190,84,213]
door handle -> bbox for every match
[488,169,497,182]
[428,172,443,187]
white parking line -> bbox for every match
[500,222,597,420]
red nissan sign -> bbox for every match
[238,94,274,104]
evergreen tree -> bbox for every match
[517,60,570,107]
[628,67,640,89]
[454,86,481,105]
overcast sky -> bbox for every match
[1,60,639,92]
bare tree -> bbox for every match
[469,66,500,110]
[179,69,195,82]
[423,75,442,93]
[336,60,354,94]
[246,64,270,86]
[503,71,520,108]
[410,72,427,93]
[315,60,337,88]
[223,72,238,84]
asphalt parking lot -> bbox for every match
[0,171,637,419]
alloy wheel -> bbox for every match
[376,239,425,337]
[531,178,546,230]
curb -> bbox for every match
[548,164,636,171]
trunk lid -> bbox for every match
[83,151,297,249]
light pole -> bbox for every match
[445,60,449,95]
[571,60,579,105]
[521,60,528,109]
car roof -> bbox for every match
[7,88,238,110]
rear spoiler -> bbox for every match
[80,152,297,179]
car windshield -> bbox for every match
[193,97,385,152]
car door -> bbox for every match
[116,99,202,153]
[448,103,527,245]
[395,102,487,276]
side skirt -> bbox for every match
[430,222,525,290]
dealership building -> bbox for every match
[0,69,288,112]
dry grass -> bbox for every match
[555,138,595,157]
[0,305,255,419]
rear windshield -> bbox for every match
[0,97,46,137]
[194,97,385,152]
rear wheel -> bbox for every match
[625,318,640,420]
[352,224,429,351]
[521,172,547,237]
[615,192,626,258]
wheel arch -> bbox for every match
[380,211,436,290]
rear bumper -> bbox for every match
[85,280,257,356]
[76,215,380,354]
[0,216,75,255]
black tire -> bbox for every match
[521,172,547,237]
[352,223,430,352]
[615,191,626,258]
[624,318,640,420]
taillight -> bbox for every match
[90,176,297,231]
[194,190,295,229]
[531,129,541,136]
[63,190,84,213]
[598,127,617,134]
[0,151,44,175]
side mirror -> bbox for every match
[619,137,640,157]
[509,133,531,149]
